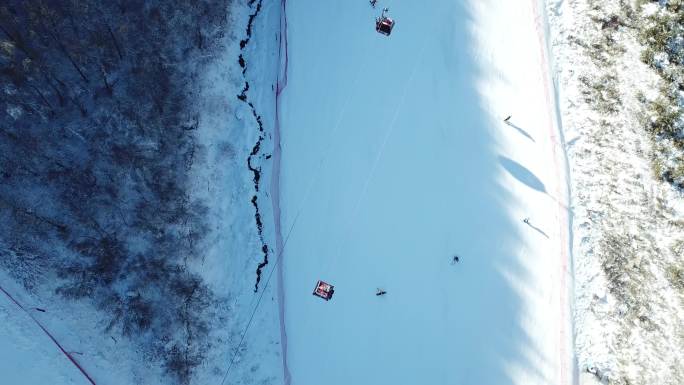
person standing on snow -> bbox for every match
[451,255,460,264]
[370,0,378,8]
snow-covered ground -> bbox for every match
[0,272,90,385]
[277,1,572,384]
[547,1,684,384]
[185,1,284,384]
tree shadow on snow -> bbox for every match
[499,155,547,193]
[506,121,536,142]
[524,220,550,239]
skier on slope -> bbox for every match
[376,288,387,296]
[370,0,377,8]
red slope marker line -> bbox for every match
[0,285,97,385]
[529,1,572,385]
[275,0,288,98]
[273,0,291,385]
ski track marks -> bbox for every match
[273,1,574,384]
[274,0,290,383]
[0,285,96,385]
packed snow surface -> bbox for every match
[277,1,573,385]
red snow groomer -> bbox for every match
[375,8,395,36]
[313,280,335,301]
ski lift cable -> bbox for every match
[219,207,304,385]
[313,42,427,369]
[271,36,380,237]
[218,29,381,385]
[221,3,406,381]
[297,3,414,346]
[326,42,427,278]
[228,24,376,326]
[287,57,375,218]
[221,10,411,380]
[378,0,395,15]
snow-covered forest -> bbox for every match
[0,1,266,384]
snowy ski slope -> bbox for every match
[276,1,574,384]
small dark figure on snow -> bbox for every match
[523,217,530,224]
[504,115,512,123]
[370,0,377,8]
[452,255,460,264]
[376,288,387,296]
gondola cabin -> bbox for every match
[313,280,334,301]
[376,16,395,36]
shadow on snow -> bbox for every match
[499,155,547,194]
[506,121,536,142]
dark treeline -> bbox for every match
[0,1,232,383]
